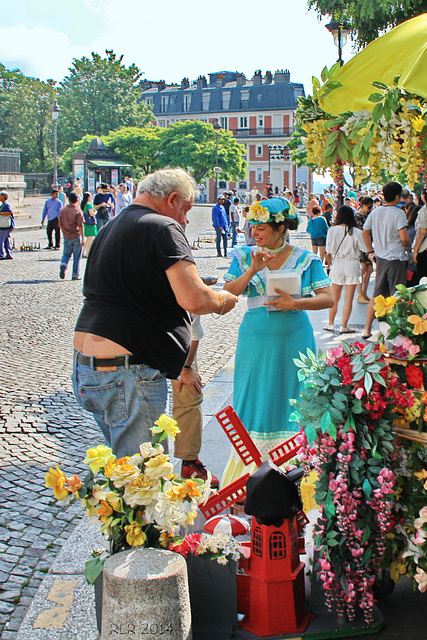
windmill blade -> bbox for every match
[216,406,263,468]
[268,433,301,467]
[199,473,250,519]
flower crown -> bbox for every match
[247,197,298,224]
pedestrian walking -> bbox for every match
[324,205,367,333]
[41,189,63,250]
[230,197,241,247]
[58,192,84,280]
[355,196,374,303]
[115,183,132,216]
[81,192,97,258]
[307,206,329,264]
[412,188,427,283]
[362,181,411,339]
[72,168,238,458]
[0,191,15,260]
[93,183,115,231]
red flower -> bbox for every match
[406,364,424,390]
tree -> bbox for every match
[0,64,57,172]
[157,121,247,184]
[58,50,153,152]
[105,127,164,176]
[308,0,427,48]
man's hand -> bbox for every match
[177,367,203,397]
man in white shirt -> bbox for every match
[362,181,411,339]
[115,183,132,216]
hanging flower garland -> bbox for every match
[290,342,415,623]
[295,67,427,189]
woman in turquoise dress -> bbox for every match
[221,198,333,486]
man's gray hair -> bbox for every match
[0,191,9,199]
[137,168,196,201]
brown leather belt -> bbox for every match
[76,352,143,369]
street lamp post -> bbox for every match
[325,18,350,206]
[51,99,61,190]
[213,119,222,202]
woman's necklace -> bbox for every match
[265,238,288,256]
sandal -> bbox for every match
[340,327,356,334]
[323,326,335,332]
[362,333,372,340]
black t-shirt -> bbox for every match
[94,192,115,219]
[75,205,195,378]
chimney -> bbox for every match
[157,80,166,91]
[252,70,262,85]
[216,73,225,87]
[196,75,207,89]
[181,77,190,89]
[236,73,246,86]
[274,69,291,83]
[265,71,272,84]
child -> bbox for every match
[307,206,328,263]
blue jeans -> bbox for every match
[97,218,109,232]
[0,228,12,258]
[72,353,168,458]
[215,229,228,256]
[231,225,238,247]
[61,237,82,278]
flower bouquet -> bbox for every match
[171,532,243,565]
[45,415,211,583]
[374,279,427,361]
[383,442,427,593]
[290,342,415,623]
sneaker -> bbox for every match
[59,265,66,280]
[181,459,219,488]
[72,276,81,281]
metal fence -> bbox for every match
[0,148,21,174]
[24,173,53,196]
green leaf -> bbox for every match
[368,92,384,103]
[328,422,337,441]
[321,66,329,83]
[85,556,105,585]
[325,501,336,518]
[364,372,373,394]
[321,411,332,432]
[289,411,301,423]
[362,547,372,563]
[312,76,321,90]
[372,102,384,123]
[361,525,372,545]
[362,478,372,498]
[371,81,388,91]
[305,424,317,446]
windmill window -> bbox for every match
[253,527,263,557]
[269,532,286,559]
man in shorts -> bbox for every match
[362,182,410,339]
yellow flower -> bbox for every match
[103,461,118,478]
[379,343,388,353]
[123,474,161,507]
[109,461,140,488]
[45,464,69,501]
[151,415,180,440]
[144,454,174,480]
[412,115,425,133]
[83,445,116,474]
[414,468,427,490]
[159,531,173,548]
[125,522,147,547]
[106,491,124,513]
[167,479,202,502]
[374,295,398,317]
[408,315,427,335]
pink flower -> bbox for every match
[355,387,365,400]
[419,506,427,522]
[415,567,427,593]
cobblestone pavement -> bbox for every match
[0,205,311,638]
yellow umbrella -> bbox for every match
[319,13,427,115]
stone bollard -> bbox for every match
[100,547,192,640]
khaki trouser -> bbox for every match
[171,372,203,461]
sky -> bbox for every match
[0,0,356,94]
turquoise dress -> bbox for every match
[221,245,330,486]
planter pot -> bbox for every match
[186,554,237,640]
[94,573,103,634]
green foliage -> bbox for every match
[157,120,247,184]
[60,134,106,173]
[0,64,57,172]
[307,0,427,48]
[105,127,164,176]
[57,50,153,153]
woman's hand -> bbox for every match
[263,288,296,311]
[249,249,274,274]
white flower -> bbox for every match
[139,442,164,458]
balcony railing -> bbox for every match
[0,148,21,174]
[230,127,293,138]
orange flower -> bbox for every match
[66,474,82,496]
[96,499,113,522]
[408,315,427,335]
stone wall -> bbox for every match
[0,173,26,206]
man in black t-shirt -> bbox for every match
[72,168,237,459]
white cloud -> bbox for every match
[0,23,85,81]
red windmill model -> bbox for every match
[199,405,312,638]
